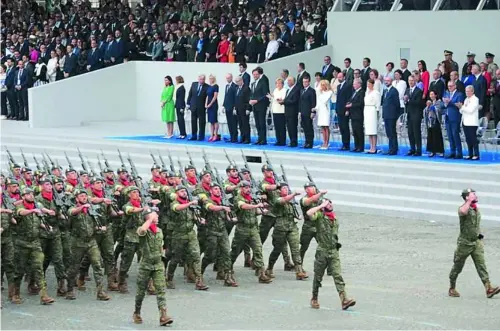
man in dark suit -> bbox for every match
[345,79,365,152]
[450,71,465,94]
[321,56,335,81]
[280,76,301,147]
[382,77,401,155]
[290,24,305,54]
[404,76,424,156]
[64,44,78,78]
[173,30,188,62]
[187,75,209,141]
[13,60,31,121]
[234,29,247,64]
[4,58,18,119]
[249,68,270,145]
[245,29,260,63]
[296,62,308,88]
[205,29,219,62]
[175,78,187,138]
[443,81,465,159]
[39,45,49,64]
[223,73,238,142]
[234,76,251,144]
[87,39,102,71]
[361,57,371,90]
[335,72,353,150]
[298,75,316,148]
[471,64,488,117]
[429,69,445,100]
[238,63,251,87]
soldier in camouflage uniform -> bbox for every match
[19,167,34,189]
[448,189,500,299]
[54,177,72,276]
[300,183,327,268]
[1,189,16,302]
[265,182,308,280]
[236,168,257,267]
[12,188,55,305]
[159,171,181,272]
[202,183,238,287]
[167,186,209,290]
[113,168,133,270]
[306,199,356,310]
[64,168,79,193]
[133,210,174,326]
[65,189,110,301]
[79,177,121,291]
[35,178,68,296]
[192,170,212,255]
[259,165,294,271]
[10,164,22,181]
[230,181,272,284]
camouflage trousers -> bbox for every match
[66,239,104,291]
[449,240,490,286]
[312,249,346,298]
[167,231,202,277]
[260,216,292,263]
[60,230,72,271]
[80,229,115,277]
[163,228,173,268]
[226,222,251,257]
[202,230,231,273]
[268,228,302,268]
[41,235,67,281]
[13,241,47,291]
[1,241,15,283]
[113,223,126,264]
[300,224,317,263]
[197,224,207,255]
[119,241,141,280]
[136,266,167,311]
[230,226,265,269]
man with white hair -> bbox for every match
[187,74,209,141]
[471,64,487,117]
[223,73,238,143]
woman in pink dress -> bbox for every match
[216,33,230,63]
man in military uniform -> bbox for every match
[10,164,22,181]
[113,167,133,273]
[65,189,110,301]
[19,167,34,189]
[133,210,174,326]
[259,165,294,271]
[448,189,500,298]
[192,170,212,255]
[300,183,327,267]
[485,53,498,80]
[35,178,67,296]
[159,171,181,273]
[50,165,63,179]
[237,168,256,267]
[184,164,199,188]
[230,181,272,284]
[306,199,356,310]
[12,188,55,305]
[1,188,16,302]
[79,177,122,291]
[202,183,238,287]
[265,182,307,280]
[54,177,72,274]
[64,168,79,193]
[78,171,91,190]
[167,186,209,290]
[444,50,459,73]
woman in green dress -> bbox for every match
[160,76,175,138]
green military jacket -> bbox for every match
[148,178,165,201]
[1,211,12,243]
[223,178,240,203]
[300,196,318,232]
[138,227,164,271]
[170,200,197,238]
[68,206,98,247]
[35,194,61,238]
[193,183,210,219]
[458,207,481,245]
[122,202,144,243]
[270,195,296,232]
[204,197,228,235]
[159,186,176,230]
[87,190,112,227]
[234,193,258,229]
[259,179,279,214]
[15,205,43,248]
[310,211,339,253]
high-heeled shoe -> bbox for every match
[208,136,215,142]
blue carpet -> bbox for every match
[106,134,500,165]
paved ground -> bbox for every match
[1,211,499,330]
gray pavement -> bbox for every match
[1,211,499,330]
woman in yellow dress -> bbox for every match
[160,75,175,138]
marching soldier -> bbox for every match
[10,164,22,181]
[259,165,294,271]
[159,171,181,273]
[80,177,122,291]
[65,189,110,301]
[19,167,34,189]
[32,170,46,196]
[12,188,55,305]
[237,168,256,267]
[51,165,63,179]
[113,167,133,272]
[201,183,238,287]
[64,168,79,193]
[133,210,174,326]
[448,189,500,298]
[184,165,199,188]
[306,199,356,310]
[53,177,72,274]
[265,182,307,280]
[1,188,16,302]
[192,170,212,255]
[5,179,23,208]
[300,183,327,267]
[102,168,116,187]
[35,178,67,296]
[78,171,91,190]
[167,186,209,290]
[223,164,241,236]
[230,181,272,284]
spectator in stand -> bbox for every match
[238,62,250,87]
[412,70,424,91]
[344,58,354,84]
[47,50,58,83]
[369,69,382,96]
[194,31,207,62]
[361,57,371,90]
[222,73,238,143]
[492,69,500,128]
[346,78,365,152]
[321,56,334,81]
[161,75,175,139]
[264,33,279,62]
[382,62,395,81]
[424,91,445,157]
[450,71,465,94]
[418,60,430,99]
[313,72,322,96]
[336,72,353,151]
[461,64,475,87]
[404,75,424,156]
[479,62,492,115]
[392,70,407,115]
[471,64,487,117]
[460,86,480,160]
[33,58,48,87]
[281,76,300,147]
[234,76,251,144]
[363,78,381,154]
[443,80,465,159]
[399,59,411,85]
[443,50,459,81]
[206,74,220,142]
[462,52,477,78]
[430,69,445,103]
[187,74,209,141]
[164,33,175,62]
[281,69,290,89]
[382,76,400,155]
[267,78,287,146]
[216,33,230,63]
[14,60,30,121]
[174,75,187,140]
[298,74,316,149]
[315,79,333,149]
[296,62,308,88]
[249,67,270,145]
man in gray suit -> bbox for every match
[343,57,354,84]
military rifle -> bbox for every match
[32,155,43,172]
[262,151,279,182]
[280,164,301,220]
[178,158,201,211]
[202,149,213,174]
[1,192,16,210]
[34,202,53,233]
[77,148,89,173]
[127,154,157,211]
[214,166,236,220]
[96,155,104,176]
[45,152,58,170]
[5,148,17,175]
[303,165,324,203]
[95,156,120,213]
[41,154,51,173]
[65,152,84,188]
[150,150,159,167]
[167,150,175,172]
[157,151,166,171]
[224,149,236,166]
[186,148,198,178]
[20,149,29,168]
[240,150,273,217]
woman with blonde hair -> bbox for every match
[266,78,287,146]
[205,74,220,141]
[315,79,333,149]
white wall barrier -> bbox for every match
[327,10,500,70]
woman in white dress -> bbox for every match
[315,80,333,149]
[266,78,287,146]
[364,78,381,153]
[47,50,58,83]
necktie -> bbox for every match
[237,87,241,96]
[226,85,230,93]
[197,84,201,95]
[252,82,255,92]
[410,88,413,96]
[323,65,326,75]
[351,91,356,100]
[286,88,290,97]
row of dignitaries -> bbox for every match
[0,160,357,314]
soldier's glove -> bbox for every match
[478,234,484,240]
[336,243,342,250]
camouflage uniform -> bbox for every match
[1,205,16,297]
[192,182,210,254]
[112,178,132,265]
[35,191,67,295]
[159,185,176,268]
[299,195,318,263]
